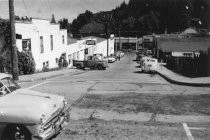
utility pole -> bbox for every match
[106,22,110,56]
[119,27,121,51]
[9,0,19,80]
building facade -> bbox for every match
[16,19,67,71]
[67,36,114,67]
[15,19,114,71]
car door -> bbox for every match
[87,56,95,67]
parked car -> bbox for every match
[118,51,125,57]
[0,73,69,140]
[106,54,116,63]
[136,49,146,61]
[93,53,104,60]
[140,57,158,73]
[73,55,108,70]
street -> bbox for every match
[22,52,210,140]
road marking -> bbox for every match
[188,127,206,130]
[182,123,194,140]
[26,81,50,90]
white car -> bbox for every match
[117,51,125,57]
[107,54,116,63]
[140,57,158,73]
[0,73,69,140]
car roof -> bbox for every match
[0,73,12,79]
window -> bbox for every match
[62,35,65,44]
[68,54,72,64]
[50,35,53,51]
[46,61,49,67]
[40,36,44,53]
[77,52,79,60]
[22,39,31,51]
[55,58,58,64]
[43,61,49,68]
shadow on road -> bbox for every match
[133,71,143,74]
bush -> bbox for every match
[18,50,36,75]
[58,55,68,68]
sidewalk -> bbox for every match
[18,68,77,82]
[157,64,210,87]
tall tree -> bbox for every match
[50,14,56,23]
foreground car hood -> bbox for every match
[0,89,65,124]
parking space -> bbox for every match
[184,122,210,140]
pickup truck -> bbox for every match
[73,55,108,70]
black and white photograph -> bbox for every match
[0,0,210,139]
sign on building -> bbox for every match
[86,40,96,45]
[85,48,88,54]
[22,39,31,51]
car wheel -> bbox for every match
[2,125,32,140]
[102,67,106,70]
[76,64,81,69]
[97,65,102,70]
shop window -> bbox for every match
[62,35,65,44]
[50,35,53,51]
[40,36,44,53]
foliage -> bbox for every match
[18,50,36,75]
[70,10,93,35]
[0,50,36,75]
[15,16,32,21]
[67,0,209,37]
[0,19,35,75]
[50,14,56,23]
[80,22,105,34]
[58,55,68,68]
[59,18,71,32]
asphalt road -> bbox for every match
[21,52,210,140]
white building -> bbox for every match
[67,36,114,67]
[15,18,114,71]
[15,18,67,71]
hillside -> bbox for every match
[64,0,210,37]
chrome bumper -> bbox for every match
[33,107,70,140]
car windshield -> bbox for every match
[0,77,20,96]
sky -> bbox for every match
[0,0,129,22]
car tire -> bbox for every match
[2,125,32,140]
[97,65,102,70]
[76,64,82,69]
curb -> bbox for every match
[157,71,210,87]
[17,68,78,83]
[17,73,66,83]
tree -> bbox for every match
[80,22,105,34]
[59,18,71,32]
[70,10,93,34]
[0,20,35,75]
[18,50,36,75]
[69,0,210,36]
[50,14,56,23]
[15,15,20,20]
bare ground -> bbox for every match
[55,119,187,140]
[54,92,210,140]
[73,92,210,115]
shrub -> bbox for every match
[18,50,36,75]
[58,55,68,68]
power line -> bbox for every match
[82,0,98,13]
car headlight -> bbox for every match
[63,98,68,107]
[40,114,47,124]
